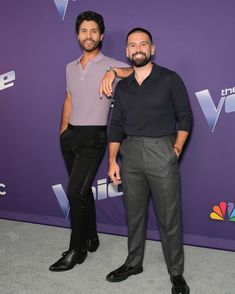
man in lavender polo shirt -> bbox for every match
[49,11,131,272]
[66,53,127,126]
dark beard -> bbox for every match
[128,52,151,67]
[79,39,100,52]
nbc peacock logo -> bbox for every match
[210,201,235,222]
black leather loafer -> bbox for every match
[86,237,99,252]
[171,275,190,294]
[49,249,87,272]
[106,264,143,282]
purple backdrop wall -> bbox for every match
[1,0,235,251]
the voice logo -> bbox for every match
[53,0,77,21]
[195,86,235,132]
[52,178,122,218]
[0,183,6,196]
[0,71,15,91]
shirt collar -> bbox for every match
[128,63,160,83]
[76,51,104,65]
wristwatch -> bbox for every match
[106,66,117,77]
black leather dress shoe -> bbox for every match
[86,237,99,252]
[49,249,87,272]
[106,264,143,282]
[171,275,190,294]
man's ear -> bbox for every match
[151,44,156,56]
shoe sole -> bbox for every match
[49,263,77,272]
[106,267,143,282]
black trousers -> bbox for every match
[60,124,107,251]
[120,135,184,276]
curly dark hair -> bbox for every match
[75,11,105,35]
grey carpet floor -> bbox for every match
[0,219,234,294]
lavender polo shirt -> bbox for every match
[66,52,128,126]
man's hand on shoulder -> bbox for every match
[99,69,116,98]
[99,67,133,98]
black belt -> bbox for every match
[68,124,107,131]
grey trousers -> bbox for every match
[120,135,184,276]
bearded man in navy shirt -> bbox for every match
[107,28,192,294]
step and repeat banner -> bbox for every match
[1,0,235,251]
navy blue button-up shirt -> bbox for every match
[109,64,193,142]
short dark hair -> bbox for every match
[75,11,105,35]
[126,27,153,44]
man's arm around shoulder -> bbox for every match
[99,67,133,98]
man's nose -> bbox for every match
[86,31,91,38]
[136,44,142,51]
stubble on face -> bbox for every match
[126,31,153,67]
[78,20,102,53]
[79,38,100,52]
[128,52,151,67]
